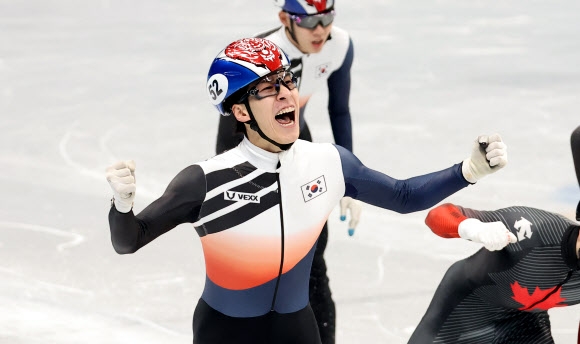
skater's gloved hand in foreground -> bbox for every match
[106,160,136,213]
[462,134,508,183]
[340,196,362,236]
[459,218,517,251]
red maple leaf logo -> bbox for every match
[511,281,567,311]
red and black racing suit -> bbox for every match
[409,203,580,344]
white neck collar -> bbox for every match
[239,137,280,172]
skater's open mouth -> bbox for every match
[275,106,296,126]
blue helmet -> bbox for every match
[207,37,291,116]
[274,0,334,15]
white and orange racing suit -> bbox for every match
[108,138,470,344]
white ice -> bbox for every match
[1,0,579,343]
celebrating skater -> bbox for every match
[106,37,508,344]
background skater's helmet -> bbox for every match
[274,0,334,15]
[206,37,291,116]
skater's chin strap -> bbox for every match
[242,98,294,151]
[286,22,299,49]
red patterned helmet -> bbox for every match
[207,38,291,115]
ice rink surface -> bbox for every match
[1,0,579,343]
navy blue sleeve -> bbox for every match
[327,38,354,152]
[335,145,470,213]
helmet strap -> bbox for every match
[286,21,300,49]
[243,98,294,151]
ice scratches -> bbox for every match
[0,221,84,251]
[470,15,532,28]
[0,266,94,298]
[374,247,387,287]
[59,122,106,181]
[358,314,403,341]
[118,313,189,338]
[60,121,158,199]
[453,46,525,56]
[133,272,186,287]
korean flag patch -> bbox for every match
[315,63,330,78]
[301,175,327,202]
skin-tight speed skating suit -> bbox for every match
[215,25,354,344]
[409,203,580,344]
[109,138,470,344]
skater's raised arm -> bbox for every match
[106,162,206,254]
[335,134,508,214]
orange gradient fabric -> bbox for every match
[200,219,325,290]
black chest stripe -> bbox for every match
[195,190,280,237]
[205,162,258,193]
[199,173,278,219]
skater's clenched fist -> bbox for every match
[106,160,136,213]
